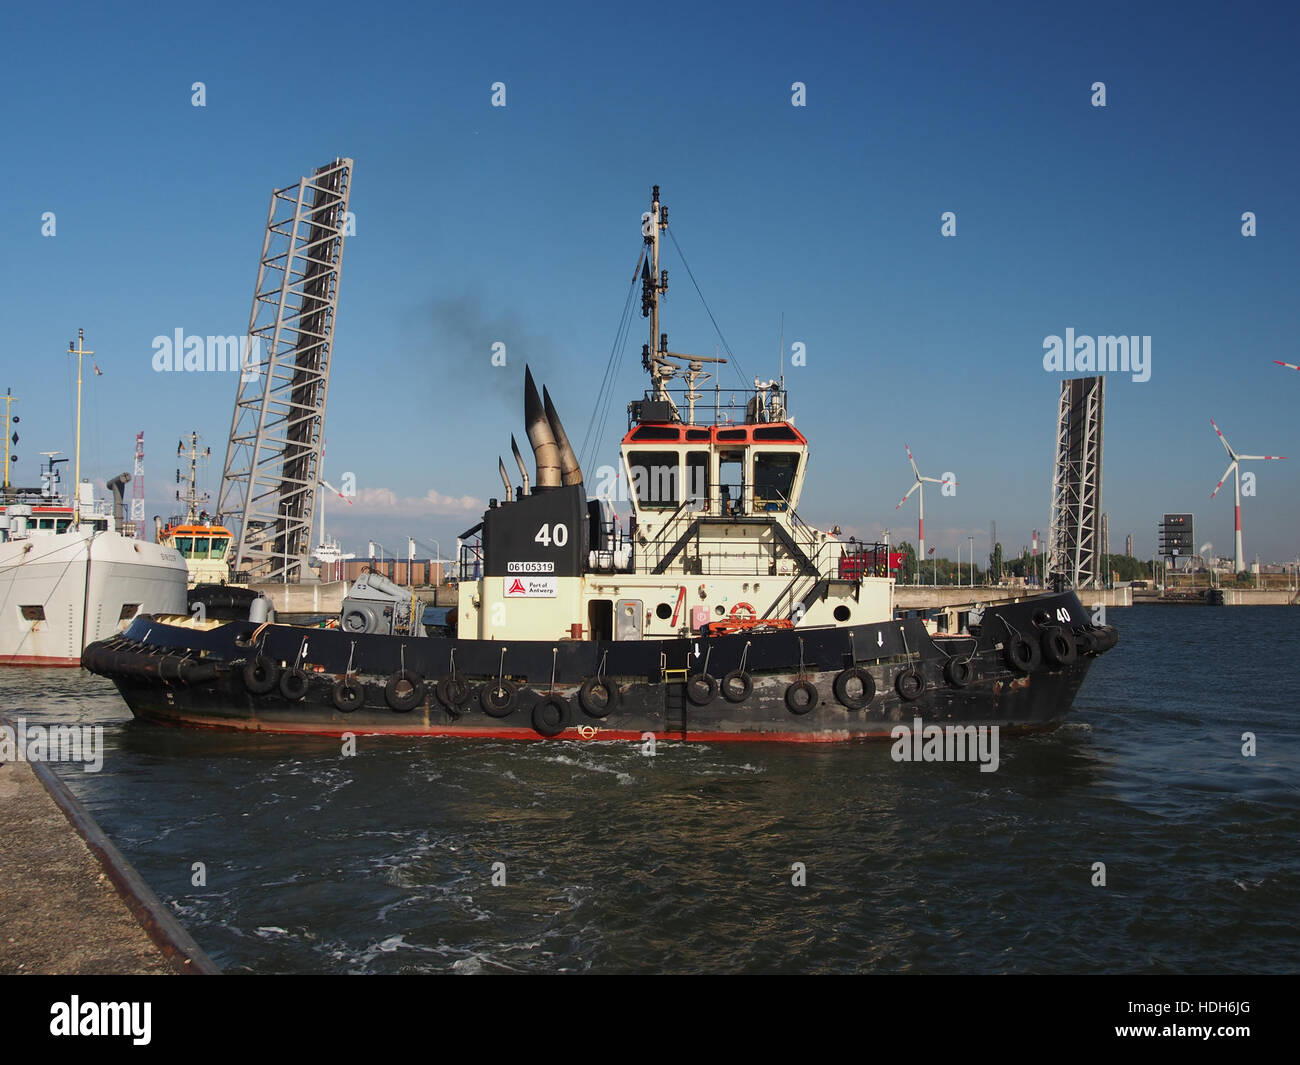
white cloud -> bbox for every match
[353,486,484,515]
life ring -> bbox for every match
[331,676,364,713]
[1004,634,1040,673]
[384,670,426,712]
[729,602,757,621]
[242,655,279,695]
[832,666,875,710]
[578,677,616,718]
[1041,627,1077,668]
[784,679,818,715]
[279,667,310,702]
[437,675,471,710]
[895,667,925,701]
[532,693,571,737]
[707,617,793,636]
[721,669,753,703]
[479,679,518,717]
[944,658,973,688]
[686,673,718,706]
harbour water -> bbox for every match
[13,605,1299,974]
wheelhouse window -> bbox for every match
[753,452,800,511]
[627,450,680,509]
[685,451,710,506]
[209,537,229,558]
[718,450,745,516]
[175,536,193,558]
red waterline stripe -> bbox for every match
[0,655,83,668]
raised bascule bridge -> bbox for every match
[217,158,352,587]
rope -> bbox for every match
[579,245,645,472]
[666,228,749,389]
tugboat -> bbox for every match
[156,432,234,588]
[83,189,1117,738]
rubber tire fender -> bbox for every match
[279,667,310,702]
[437,675,471,710]
[578,676,616,718]
[895,667,925,701]
[385,670,426,712]
[176,657,217,685]
[833,666,875,709]
[242,655,279,695]
[479,679,519,717]
[532,693,571,737]
[943,658,973,688]
[721,669,753,704]
[160,655,187,684]
[1041,626,1078,668]
[1004,634,1040,674]
[331,676,365,713]
[784,680,818,715]
[685,673,718,707]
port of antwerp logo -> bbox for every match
[504,576,557,597]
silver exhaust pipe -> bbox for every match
[498,457,514,502]
[542,385,583,487]
[510,435,530,497]
[524,365,561,489]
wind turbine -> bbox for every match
[1209,419,1284,573]
[895,444,955,574]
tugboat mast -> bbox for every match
[642,185,673,408]
[176,431,211,523]
[67,329,93,524]
[640,187,726,425]
[2,388,17,492]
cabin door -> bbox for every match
[615,599,643,641]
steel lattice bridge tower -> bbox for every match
[218,158,352,582]
[1046,375,1105,590]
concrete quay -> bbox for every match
[0,714,217,975]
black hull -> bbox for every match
[83,592,1115,743]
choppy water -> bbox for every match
[10,605,1299,973]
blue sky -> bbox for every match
[3,0,1298,565]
